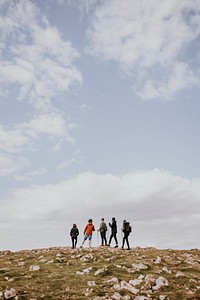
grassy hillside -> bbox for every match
[0,247,199,299]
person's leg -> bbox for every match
[81,235,87,247]
[122,236,125,248]
[100,232,104,245]
[103,232,107,245]
[71,237,74,249]
[114,233,118,247]
[108,233,113,245]
[126,235,130,249]
[74,237,77,248]
[88,235,92,247]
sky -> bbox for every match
[0,0,200,251]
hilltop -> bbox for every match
[0,246,199,299]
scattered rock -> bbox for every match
[129,278,143,286]
[111,292,121,300]
[29,265,40,271]
[94,267,107,275]
[132,262,148,271]
[153,277,169,290]
[114,280,139,295]
[17,261,25,267]
[106,277,119,284]
[80,253,94,262]
[162,266,172,274]
[4,288,18,299]
[88,280,96,287]
[175,271,185,277]
[76,267,93,275]
[154,256,162,264]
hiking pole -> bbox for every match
[108,226,110,246]
[121,227,123,247]
[97,229,99,247]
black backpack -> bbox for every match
[125,223,132,234]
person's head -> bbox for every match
[123,220,126,223]
[112,217,115,221]
[88,219,93,223]
[101,218,104,221]
[73,223,77,228]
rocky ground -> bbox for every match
[0,246,199,299]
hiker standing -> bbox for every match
[98,218,108,246]
[70,223,79,249]
[108,217,118,248]
[81,219,95,248]
[121,220,131,250]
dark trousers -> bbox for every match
[71,237,77,249]
[100,231,107,245]
[109,232,118,245]
[122,234,130,249]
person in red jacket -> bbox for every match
[81,219,95,248]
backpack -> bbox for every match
[125,223,132,234]
[100,222,107,232]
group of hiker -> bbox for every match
[70,217,132,250]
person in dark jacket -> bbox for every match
[98,217,108,246]
[108,217,118,248]
[70,223,79,249]
[121,220,131,250]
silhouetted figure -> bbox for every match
[108,217,118,248]
[98,217,108,246]
[70,224,79,249]
[121,220,132,250]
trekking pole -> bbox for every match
[120,227,123,247]
[108,226,110,245]
[97,230,99,246]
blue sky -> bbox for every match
[0,0,200,250]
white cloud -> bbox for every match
[136,62,200,100]
[14,168,47,182]
[56,158,81,171]
[0,125,30,153]
[0,112,76,153]
[0,111,78,178]
[22,112,77,141]
[0,153,29,177]
[0,0,82,111]
[58,0,101,14]
[86,0,200,100]
[1,169,199,250]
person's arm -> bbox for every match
[98,223,102,231]
[84,225,87,234]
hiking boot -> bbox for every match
[114,245,118,248]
